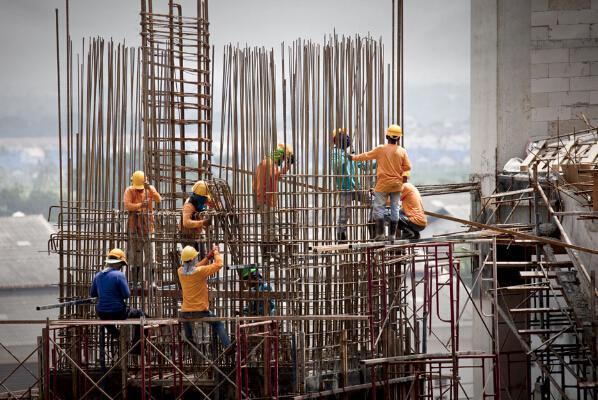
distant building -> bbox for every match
[0,214,58,391]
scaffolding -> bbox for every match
[1,0,597,399]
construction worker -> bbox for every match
[181,180,213,256]
[240,267,275,316]
[398,183,427,240]
[178,244,231,349]
[330,128,370,242]
[123,170,161,285]
[253,143,294,210]
[350,124,411,241]
[253,143,294,260]
[90,248,145,357]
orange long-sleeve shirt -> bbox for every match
[352,144,411,193]
[181,199,207,235]
[178,252,224,312]
[123,185,162,234]
[253,158,288,208]
[400,183,427,227]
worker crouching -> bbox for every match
[240,267,275,316]
[178,244,231,349]
[398,183,427,240]
[350,125,411,241]
[90,248,145,359]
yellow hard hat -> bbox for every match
[192,180,208,196]
[131,171,145,189]
[386,124,403,139]
[332,127,347,139]
[181,246,199,262]
[106,248,128,265]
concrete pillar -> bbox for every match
[471,0,532,197]
[471,0,532,398]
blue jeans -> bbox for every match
[372,192,400,221]
[181,310,231,348]
[337,191,369,235]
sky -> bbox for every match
[0,0,470,137]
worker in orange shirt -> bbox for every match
[350,125,411,241]
[123,170,162,285]
[253,143,294,260]
[181,180,213,257]
[178,244,231,349]
[398,183,427,240]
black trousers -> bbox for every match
[97,308,145,349]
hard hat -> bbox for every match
[192,180,209,196]
[131,171,145,189]
[273,143,293,162]
[106,248,128,265]
[332,128,351,148]
[332,127,347,139]
[181,246,199,263]
[241,266,258,279]
[278,143,293,157]
[386,124,403,139]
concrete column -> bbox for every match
[471,0,532,197]
[471,0,532,398]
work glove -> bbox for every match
[202,216,212,227]
[347,154,353,161]
[287,154,295,165]
[205,244,219,260]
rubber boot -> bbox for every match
[388,221,398,242]
[374,219,386,241]
[401,227,415,240]
[367,220,376,239]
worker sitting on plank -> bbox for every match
[240,266,275,316]
[349,124,411,241]
[397,183,427,240]
[90,248,145,357]
[253,143,294,261]
[181,180,213,258]
[330,128,371,243]
[178,244,232,349]
[123,170,161,285]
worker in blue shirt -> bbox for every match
[330,128,372,242]
[90,248,145,355]
[240,267,275,316]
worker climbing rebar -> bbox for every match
[350,125,411,242]
[178,244,232,350]
[253,143,294,261]
[181,180,213,258]
[123,170,161,286]
[330,128,371,243]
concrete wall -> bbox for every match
[531,0,598,137]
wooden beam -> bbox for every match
[423,210,598,255]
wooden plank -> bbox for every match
[424,210,598,255]
[519,271,558,278]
